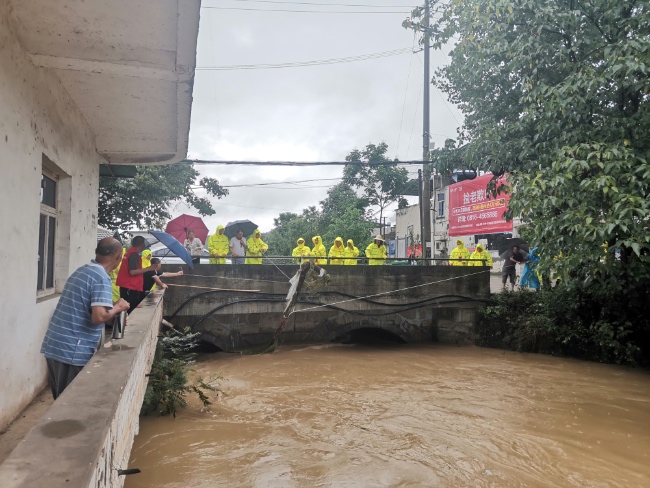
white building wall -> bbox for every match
[0,4,104,431]
[395,204,421,242]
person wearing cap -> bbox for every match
[450,238,470,266]
[292,238,311,264]
[343,239,359,265]
[328,237,346,265]
[469,244,493,268]
[365,235,387,265]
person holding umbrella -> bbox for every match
[207,225,230,264]
[184,230,203,264]
[229,229,248,265]
[116,236,161,314]
[246,229,268,264]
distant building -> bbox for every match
[395,172,521,260]
[0,0,201,431]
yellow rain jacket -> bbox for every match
[109,248,126,302]
[468,245,493,267]
[450,239,470,266]
[207,225,230,264]
[141,249,152,269]
[246,229,268,264]
[343,239,359,265]
[365,241,387,265]
[292,238,311,264]
[311,236,327,265]
[328,237,346,265]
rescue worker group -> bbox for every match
[205,228,389,266]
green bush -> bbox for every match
[141,327,218,417]
[477,284,648,366]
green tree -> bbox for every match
[323,207,375,255]
[265,207,321,256]
[405,1,650,361]
[98,164,227,230]
[405,0,650,284]
[319,182,369,229]
[343,142,409,230]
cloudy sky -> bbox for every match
[172,0,463,234]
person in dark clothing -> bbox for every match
[142,258,184,293]
[116,236,161,313]
[502,245,525,291]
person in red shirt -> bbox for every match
[116,236,160,314]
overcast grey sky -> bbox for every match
[173,0,463,234]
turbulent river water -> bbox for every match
[126,344,649,488]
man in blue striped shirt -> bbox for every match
[40,237,130,399]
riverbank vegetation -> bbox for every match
[405,1,650,364]
[477,286,649,366]
[142,327,217,417]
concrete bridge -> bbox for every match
[162,264,491,350]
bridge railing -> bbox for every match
[207,256,492,266]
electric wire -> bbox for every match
[202,6,412,14]
[168,288,490,319]
[224,0,418,7]
[289,270,491,315]
[195,48,412,71]
[395,32,417,160]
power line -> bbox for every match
[183,159,428,166]
[223,0,418,7]
[195,47,412,71]
[202,6,411,14]
[395,32,417,159]
[221,177,343,188]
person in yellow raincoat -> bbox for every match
[468,244,492,268]
[109,247,126,303]
[141,249,152,268]
[328,237,346,265]
[343,239,359,265]
[292,238,311,264]
[450,238,470,266]
[207,225,230,264]
[365,235,387,265]
[311,236,327,265]
[245,229,268,264]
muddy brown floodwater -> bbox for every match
[126,344,650,488]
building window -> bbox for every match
[38,172,58,294]
[437,193,445,218]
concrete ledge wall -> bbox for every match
[0,291,163,488]
[163,264,490,348]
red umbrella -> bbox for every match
[164,214,209,244]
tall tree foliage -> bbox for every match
[343,142,409,229]
[99,164,227,230]
[405,0,650,289]
[265,183,375,256]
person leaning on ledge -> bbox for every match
[40,237,130,400]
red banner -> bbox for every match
[448,174,512,235]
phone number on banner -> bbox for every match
[457,210,499,223]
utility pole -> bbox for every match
[421,0,432,264]
[418,169,424,259]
